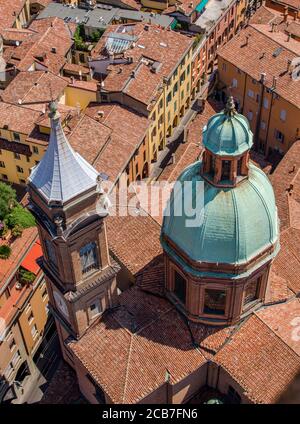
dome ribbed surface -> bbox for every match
[203,109,253,156]
[161,161,278,265]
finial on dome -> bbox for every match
[48,100,60,119]
[225,96,237,117]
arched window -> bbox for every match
[45,239,57,267]
[80,242,98,275]
[204,289,226,315]
[221,160,231,180]
[173,270,186,304]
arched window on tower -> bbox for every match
[173,270,186,304]
[221,160,231,181]
[204,289,226,315]
[45,239,57,268]
[80,242,98,275]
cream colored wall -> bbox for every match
[18,277,49,355]
[218,57,300,155]
[64,86,97,110]
[0,127,47,184]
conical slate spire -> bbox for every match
[29,102,99,205]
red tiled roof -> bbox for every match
[0,102,42,135]
[218,25,300,109]
[106,203,162,276]
[92,23,193,106]
[0,0,27,30]
[68,287,207,404]
[1,71,68,105]
[257,298,300,356]
[215,315,300,403]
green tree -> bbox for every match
[0,245,11,259]
[0,182,16,220]
[6,205,35,229]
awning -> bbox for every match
[196,0,210,13]
[20,239,42,275]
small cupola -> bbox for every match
[201,97,254,187]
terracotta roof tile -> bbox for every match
[218,25,300,109]
[68,287,206,403]
[93,23,193,106]
[1,71,68,105]
[0,101,42,134]
[215,315,300,403]
[257,298,300,356]
[106,204,162,276]
[0,0,27,30]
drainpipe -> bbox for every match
[253,73,265,151]
[264,91,274,157]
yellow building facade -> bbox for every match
[218,56,300,156]
[148,46,193,164]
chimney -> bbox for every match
[79,70,82,81]
[70,76,75,84]
[244,35,249,46]
[287,59,292,72]
[260,72,267,83]
[284,6,288,23]
[271,22,275,32]
[272,76,277,89]
[287,33,291,42]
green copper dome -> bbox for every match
[203,97,253,156]
[161,161,279,269]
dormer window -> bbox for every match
[80,242,98,275]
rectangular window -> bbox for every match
[173,82,178,96]
[0,161,5,168]
[263,98,269,109]
[280,109,286,121]
[2,174,8,180]
[28,311,34,324]
[261,121,266,130]
[16,166,23,173]
[204,289,226,315]
[166,92,172,105]
[247,89,254,98]
[247,111,253,121]
[31,324,38,339]
[33,146,39,154]
[222,63,227,72]
[173,270,186,304]
[42,289,48,301]
[80,242,98,274]
[13,132,20,142]
[232,78,237,88]
[275,129,284,143]
[9,339,16,351]
[174,101,177,112]
[14,153,21,160]
[89,301,102,318]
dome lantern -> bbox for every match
[201,97,253,188]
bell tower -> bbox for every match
[27,102,120,365]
